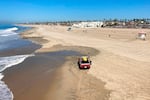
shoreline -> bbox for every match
[2,25,110,100]
[0,25,42,100]
[3,24,150,100]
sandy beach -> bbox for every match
[3,24,150,100]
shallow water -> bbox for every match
[40,50,82,57]
[2,50,82,100]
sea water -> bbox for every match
[0,24,34,100]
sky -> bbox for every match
[0,0,150,23]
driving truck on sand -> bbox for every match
[78,56,92,69]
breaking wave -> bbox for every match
[0,27,19,37]
[0,54,34,100]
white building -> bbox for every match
[72,21,103,28]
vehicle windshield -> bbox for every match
[81,60,89,63]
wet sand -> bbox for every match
[53,57,110,100]
[3,50,68,100]
[3,54,62,100]
[2,34,110,100]
[0,43,41,57]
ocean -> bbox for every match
[0,24,36,100]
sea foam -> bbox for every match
[0,81,13,100]
[0,27,18,37]
[0,54,34,100]
[0,54,34,72]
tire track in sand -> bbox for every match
[64,57,110,100]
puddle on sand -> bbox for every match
[30,50,83,70]
[2,50,95,100]
[2,50,83,100]
[40,50,82,57]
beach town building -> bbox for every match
[72,21,104,28]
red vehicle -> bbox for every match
[78,56,92,69]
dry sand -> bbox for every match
[21,25,150,100]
